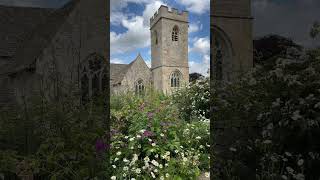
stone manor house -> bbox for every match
[0,0,253,107]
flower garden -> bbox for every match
[110,79,210,179]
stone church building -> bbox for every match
[110,5,190,94]
[0,0,107,107]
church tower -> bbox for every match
[150,5,189,93]
[212,0,253,81]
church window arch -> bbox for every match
[172,25,179,41]
[212,27,233,81]
[80,53,106,102]
[215,38,223,80]
[135,79,144,95]
[170,70,182,87]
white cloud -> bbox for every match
[190,37,210,55]
[189,36,210,76]
[142,1,166,25]
[110,0,165,55]
[110,58,125,64]
[110,16,150,55]
[189,55,210,76]
[189,24,199,33]
[110,11,127,26]
[189,22,202,33]
[176,0,210,14]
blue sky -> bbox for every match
[110,0,210,76]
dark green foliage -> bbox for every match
[0,94,108,179]
[254,34,303,67]
[189,72,205,83]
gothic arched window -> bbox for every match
[135,79,144,95]
[170,70,182,87]
[172,25,179,41]
[213,27,233,81]
[80,53,106,102]
[215,38,223,80]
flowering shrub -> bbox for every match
[110,90,210,179]
[172,78,210,122]
[213,48,320,179]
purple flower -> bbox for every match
[143,130,154,137]
[147,112,154,119]
[140,103,145,110]
[95,139,107,152]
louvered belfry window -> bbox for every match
[172,25,179,41]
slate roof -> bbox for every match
[110,54,148,85]
[0,0,80,75]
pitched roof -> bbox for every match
[110,54,148,85]
[0,0,80,75]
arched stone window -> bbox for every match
[212,27,233,81]
[170,70,182,87]
[80,53,106,102]
[215,38,223,80]
[135,79,144,95]
[172,25,179,41]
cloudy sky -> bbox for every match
[110,0,210,76]
[0,0,319,75]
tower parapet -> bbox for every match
[150,5,188,29]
